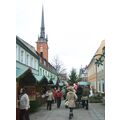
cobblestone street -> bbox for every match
[30,100,105,120]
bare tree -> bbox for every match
[51,56,66,74]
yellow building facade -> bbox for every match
[87,40,105,93]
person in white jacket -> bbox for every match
[19,88,30,120]
[46,88,54,110]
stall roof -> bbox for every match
[58,80,64,86]
[33,75,45,82]
[78,81,90,86]
[16,68,29,78]
[52,79,57,85]
[16,68,36,86]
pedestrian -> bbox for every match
[62,87,66,100]
[89,87,93,97]
[66,86,77,119]
[19,88,30,120]
[46,88,54,110]
[53,87,57,103]
[81,85,90,110]
[76,85,83,101]
[73,83,78,91]
[76,85,83,107]
[56,87,63,108]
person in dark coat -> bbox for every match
[56,88,63,108]
[76,85,83,102]
[81,86,90,110]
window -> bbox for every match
[16,45,18,60]
[21,50,24,63]
[45,71,47,76]
[44,60,46,66]
[34,59,36,69]
[48,73,49,77]
[39,57,41,62]
[40,47,43,52]
[40,68,42,75]
[99,82,101,92]
[30,57,33,67]
[18,46,20,61]
[102,82,105,93]
[16,45,17,56]
[26,54,29,65]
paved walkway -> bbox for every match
[30,100,105,120]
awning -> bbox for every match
[59,82,64,86]
[52,79,57,85]
[59,80,64,86]
[78,81,90,86]
[16,67,29,78]
[16,68,36,86]
[33,75,44,82]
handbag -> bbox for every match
[65,100,69,107]
[41,94,45,98]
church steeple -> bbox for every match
[36,5,48,61]
[40,6,45,39]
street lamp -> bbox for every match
[94,53,105,93]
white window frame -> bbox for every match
[30,57,33,67]
[34,59,36,69]
[26,54,29,65]
[40,68,42,76]
[16,45,19,61]
[20,50,24,63]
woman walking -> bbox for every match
[66,86,77,119]
[46,88,54,110]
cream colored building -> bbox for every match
[87,40,105,93]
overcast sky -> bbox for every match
[16,0,110,74]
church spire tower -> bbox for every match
[36,5,48,61]
[40,6,45,39]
